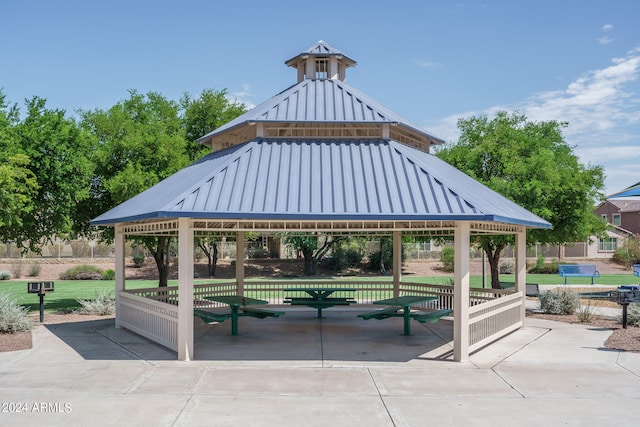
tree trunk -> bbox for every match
[303,256,317,276]
[148,236,173,287]
[483,241,505,289]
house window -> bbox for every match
[601,214,608,222]
[612,214,621,226]
[599,237,617,252]
[315,59,328,79]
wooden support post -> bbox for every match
[236,231,245,295]
[393,231,402,298]
[453,222,470,362]
[114,224,125,329]
[177,218,194,362]
[516,228,527,325]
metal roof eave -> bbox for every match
[91,211,551,229]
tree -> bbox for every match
[0,92,93,252]
[436,111,606,288]
[181,89,247,160]
[283,234,346,276]
[80,91,190,286]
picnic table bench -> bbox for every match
[196,296,284,335]
[558,264,600,285]
[284,287,356,318]
[633,264,640,278]
[358,295,450,335]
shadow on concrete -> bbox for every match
[44,308,455,363]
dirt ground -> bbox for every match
[1,257,638,353]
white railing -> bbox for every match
[468,291,523,352]
[119,291,179,351]
[120,280,523,355]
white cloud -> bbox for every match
[602,24,613,32]
[426,49,640,194]
[417,60,441,69]
[230,84,256,109]
[599,36,614,45]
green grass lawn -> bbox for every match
[2,273,637,314]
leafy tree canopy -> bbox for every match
[436,111,606,287]
[0,91,93,252]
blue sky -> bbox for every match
[2,0,639,196]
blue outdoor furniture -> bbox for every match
[558,264,600,285]
[633,264,640,278]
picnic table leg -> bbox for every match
[403,307,411,336]
[317,307,322,318]
[231,306,239,336]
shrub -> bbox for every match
[59,265,103,280]
[102,269,116,280]
[612,236,640,267]
[0,270,11,280]
[539,289,580,315]
[528,259,560,274]
[132,254,145,268]
[625,303,640,327]
[27,263,41,277]
[10,262,23,278]
[75,289,115,315]
[439,246,454,272]
[0,292,33,333]
[576,301,595,323]
[499,260,514,274]
[322,248,362,272]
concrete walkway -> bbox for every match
[1,306,639,427]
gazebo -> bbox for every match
[91,41,551,362]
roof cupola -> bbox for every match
[285,40,356,82]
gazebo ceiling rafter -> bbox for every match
[121,218,524,237]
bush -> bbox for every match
[528,259,560,274]
[0,292,33,333]
[625,303,640,327]
[612,236,640,267]
[132,254,145,268]
[102,269,116,280]
[0,270,11,280]
[10,262,23,278]
[440,246,454,272]
[499,260,514,274]
[539,289,580,315]
[27,263,41,277]
[75,289,115,315]
[59,265,104,280]
[322,248,362,272]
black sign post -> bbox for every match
[27,282,54,322]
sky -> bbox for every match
[2,0,639,197]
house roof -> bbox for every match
[196,78,444,148]
[91,138,551,228]
[606,199,640,212]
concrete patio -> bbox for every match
[1,306,639,426]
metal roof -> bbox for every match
[196,78,444,146]
[284,40,356,67]
[608,181,640,198]
[91,138,551,228]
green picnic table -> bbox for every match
[364,295,442,336]
[202,295,283,336]
[284,287,357,318]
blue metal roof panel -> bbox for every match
[196,80,443,143]
[91,139,551,229]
